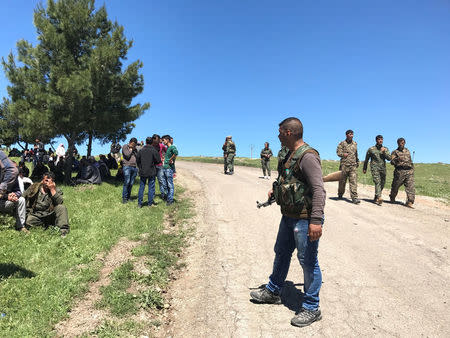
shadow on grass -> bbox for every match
[0,263,36,281]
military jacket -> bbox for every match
[391,148,414,170]
[223,141,236,154]
[363,145,391,172]
[23,182,64,214]
[260,148,273,160]
[336,140,359,168]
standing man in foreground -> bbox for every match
[260,142,273,179]
[222,136,236,175]
[121,137,138,204]
[363,135,391,205]
[250,117,325,328]
[336,130,360,204]
[161,135,178,205]
[389,138,415,208]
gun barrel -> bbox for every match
[323,170,343,182]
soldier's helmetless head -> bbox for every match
[397,138,405,149]
[278,117,303,145]
[265,142,269,148]
[376,135,383,145]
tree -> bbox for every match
[2,0,149,181]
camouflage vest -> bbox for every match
[273,144,319,219]
[226,141,236,154]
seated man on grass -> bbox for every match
[23,172,70,237]
[0,151,27,232]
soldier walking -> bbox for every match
[389,138,415,208]
[222,136,236,175]
[260,142,273,179]
[336,130,360,204]
[363,135,391,205]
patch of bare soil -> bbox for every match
[54,238,143,337]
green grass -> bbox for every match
[179,156,450,202]
[0,163,192,337]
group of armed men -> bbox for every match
[223,129,416,208]
[336,129,415,207]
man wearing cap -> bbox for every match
[222,136,236,175]
[336,130,360,204]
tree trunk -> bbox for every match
[87,132,93,157]
[64,137,75,185]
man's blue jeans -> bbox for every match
[138,176,156,206]
[156,166,165,197]
[267,216,322,311]
[122,166,138,200]
[162,168,174,202]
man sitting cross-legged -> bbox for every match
[23,172,70,237]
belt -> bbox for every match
[396,166,413,170]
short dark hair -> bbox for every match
[346,129,354,135]
[397,137,405,144]
[145,137,153,145]
[42,171,55,180]
[161,135,169,140]
[279,117,303,139]
[376,135,383,141]
[152,134,160,141]
[162,135,171,141]
[130,137,138,144]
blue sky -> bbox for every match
[1,0,449,163]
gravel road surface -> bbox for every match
[164,161,449,337]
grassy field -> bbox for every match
[180,156,450,202]
[0,165,192,336]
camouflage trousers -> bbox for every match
[26,205,70,230]
[224,153,235,173]
[390,169,415,203]
[371,168,386,198]
[338,166,358,199]
[261,159,271,177]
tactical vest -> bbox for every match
[227,141,236,154]
[273,144,319,219]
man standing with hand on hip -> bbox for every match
[250,117,326,328]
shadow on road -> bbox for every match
[249,281,304,312]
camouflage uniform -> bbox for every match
[23,182,69,231]
[389,147,415,204]
[363,145,391,199]
[336,140,359,199]
[260,147,273,177]
[222,140,236,174]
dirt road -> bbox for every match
[164,161,450,337]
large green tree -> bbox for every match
[2,0,149,180]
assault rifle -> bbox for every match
[256,195,276,208]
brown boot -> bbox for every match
[405,201,414,209]
[390,196,395,202]
[375,197,383,205]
